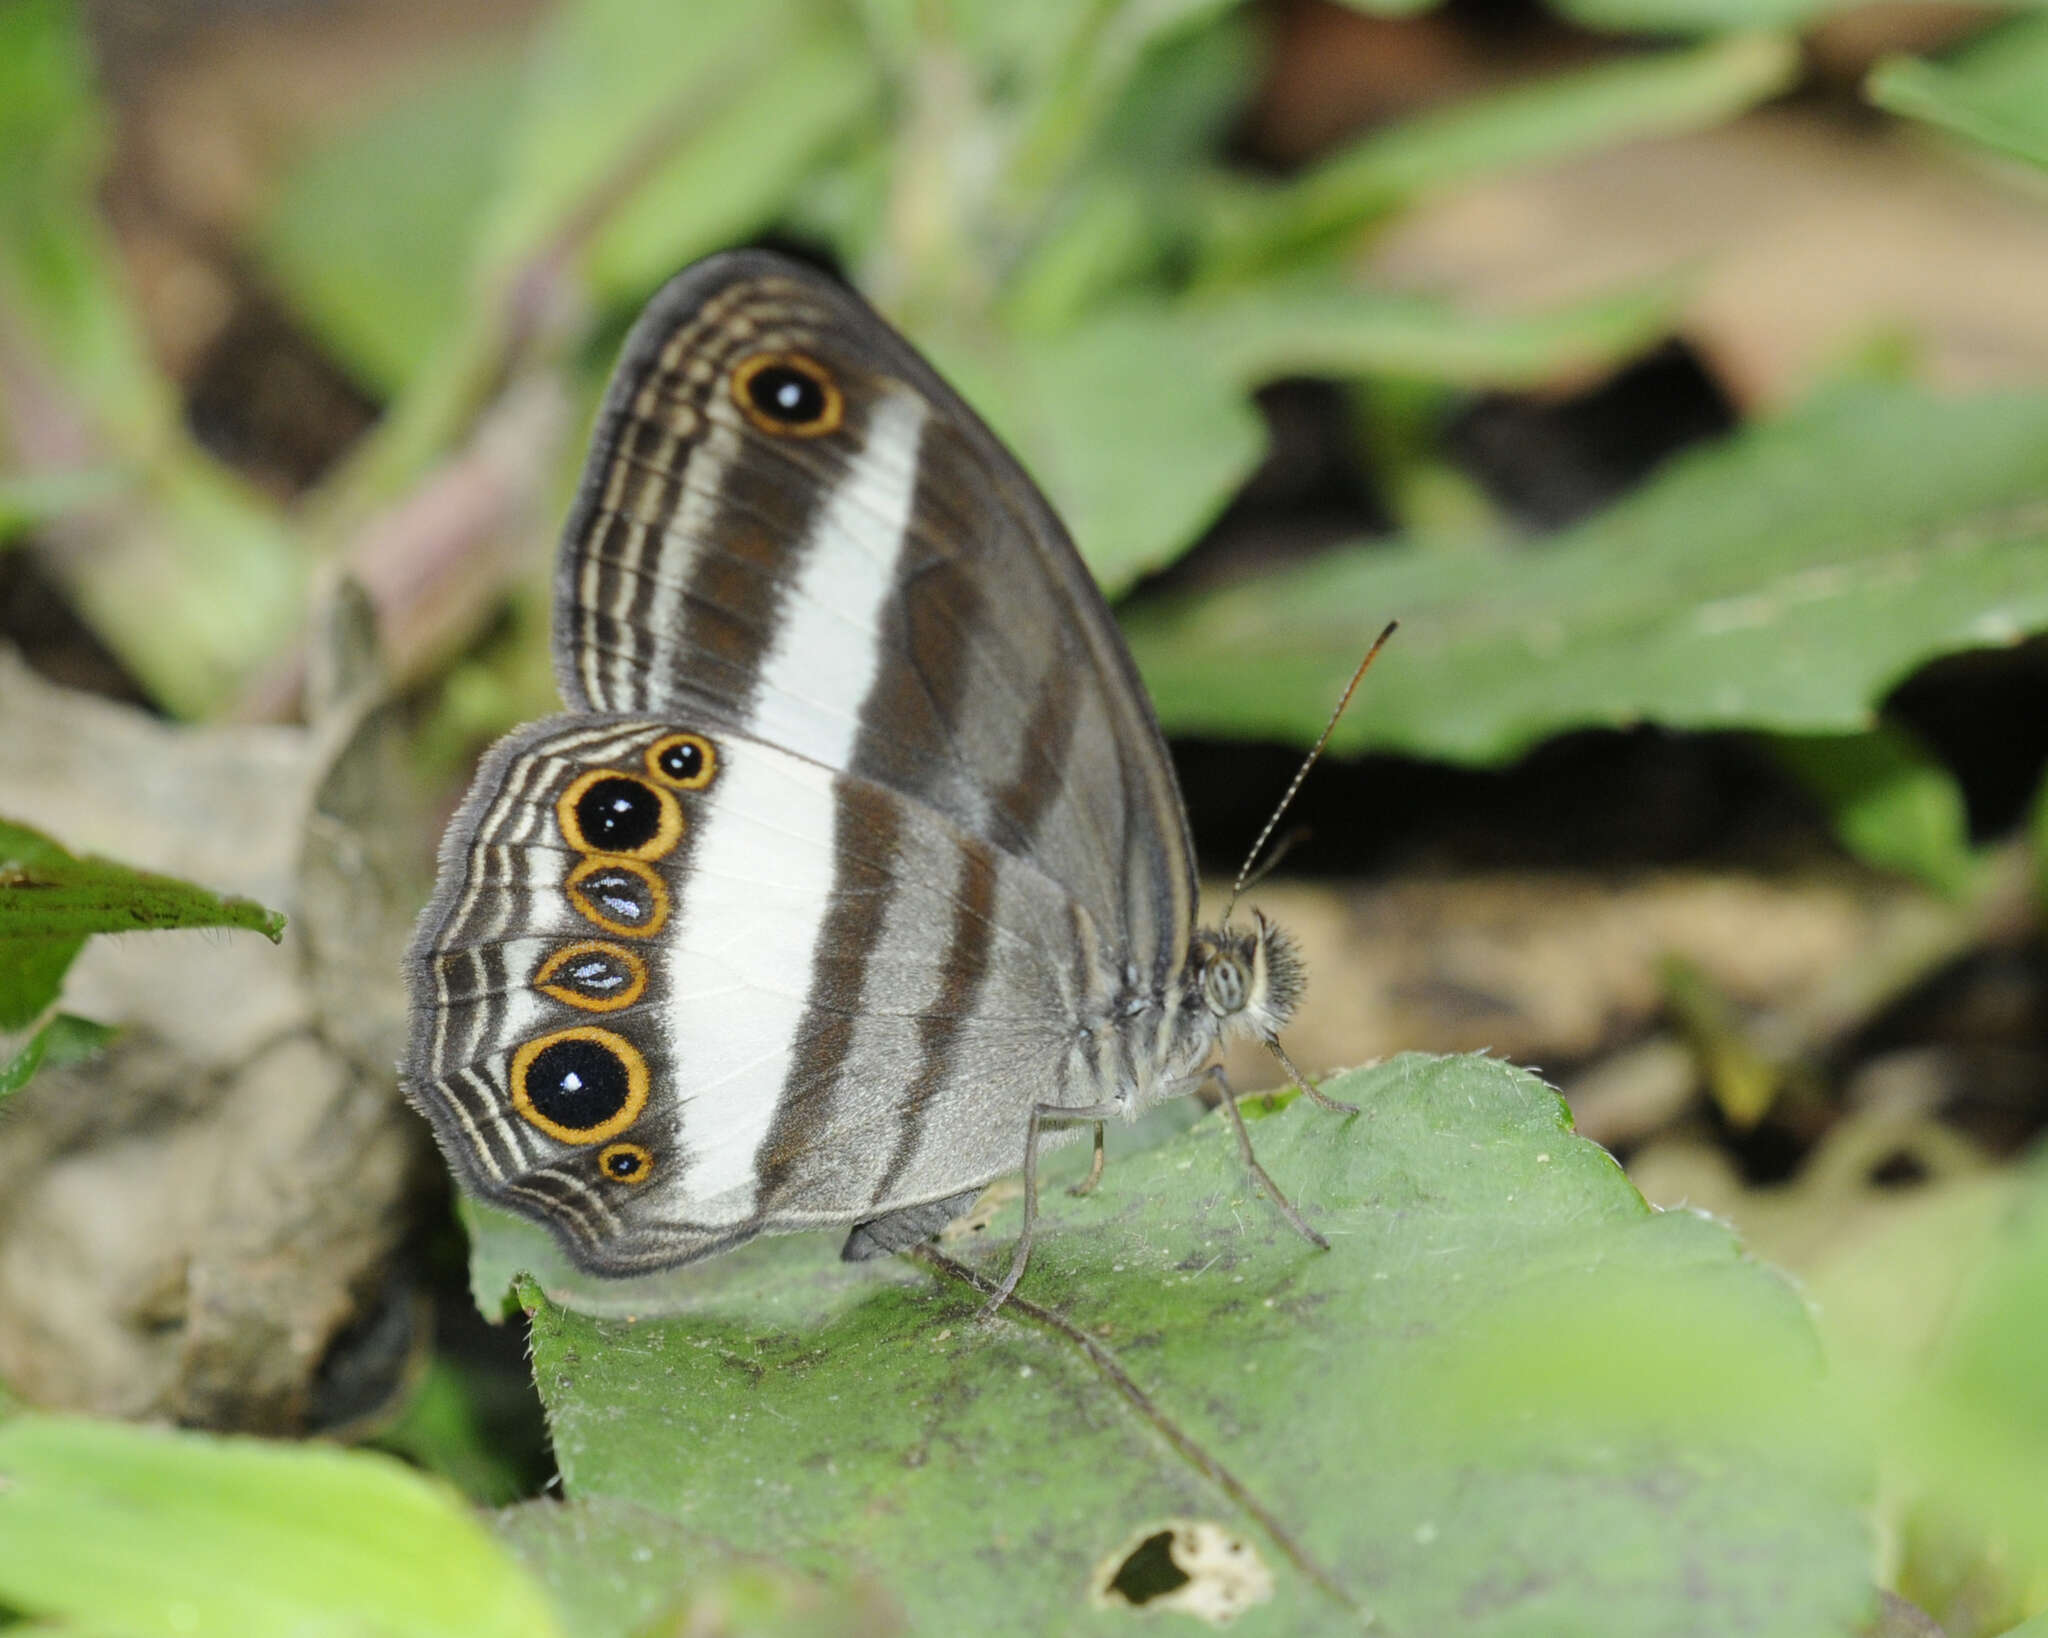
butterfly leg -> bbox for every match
[1067,1122,1107,1197]
[1268,1038,1359,1115]
[981,1099,1124,1321]
[1208,1064,1331,1251]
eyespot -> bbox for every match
[598,1142,654,1185]
[510,1026,648,1144]
[646,732,716,791]
[557,770,682,859]
[534,940,648,1012]
[565,855,669,938]
[731,351,842,437]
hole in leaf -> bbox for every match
[1094,1521,1273,1625]
[1109,1531,1191,1606]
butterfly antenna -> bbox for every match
[1224,620,1397,923]
[1234,824,1310,896]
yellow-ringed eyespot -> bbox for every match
[646,731,716,791]
[565,855,669,939]
[533,940,648,1013]
[731,351,842,437]
[556,769,683,860]
[598,1142,655,1185]
[510,1026,649,1145]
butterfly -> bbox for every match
[403,249,1356,1310]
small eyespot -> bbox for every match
[599,1142,654,1185]
[511,1026,648,1144]
[731,351,842,437]
[556,770,682,859]
[534,940,648,1013]
[565,855,669,938]
[646,732,716,790]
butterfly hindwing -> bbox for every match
[406,713,1112,1275]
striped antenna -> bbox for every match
[1225,620,1397,922]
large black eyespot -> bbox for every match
[566,856,669,938]
[731,352,841,437]
[646,732,716,790]
[534,940,647,1013]
[557,771,681,859]
[577,778,660,850]
[511,1027,647,1143]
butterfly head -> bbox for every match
[1192,911,1304,1042]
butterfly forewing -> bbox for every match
[553,251,1196,971]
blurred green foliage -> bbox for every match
[0,1,309,716]
[1122,377,2048,892]
[0,1415,562,1637]
[1870,13,2048,173]
[6,0,2044,894]
[4,0,2048,1631]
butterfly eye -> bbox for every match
[557,771,682,860]
[646,732,717,790]
[1202,952,1250,1017]
[534,940,648,1013]
[731,351,841,437]
[510,1026,649,1144]
[598,1142,655,1185]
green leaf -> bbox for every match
[370,1356,550,1508]
[0,0,306,715]
[1121,381,2048,762]
[1188,273,1683,391]
[996,0,1241,208]
[583,11,879,302]
[937,271,1678,594]
[927,304,1265,595]
[1901,1160,2048,1570]
[0,0,153,441]
[300,0,878,532]
[478,0,858,284]
[1869,15,2048,174]
[0,1415,564,1638]
[1814,1159,2048,1607]
[495,1497,900,1638]
[1770,729,1979,897]
[1198,33,1799,275]
[0,467,124,544]
[1328,0,1928,18]
[255,50,523,396]
[517,1055,1870,1636]
[0,816,285,1032]
[0,1011,113,1100]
